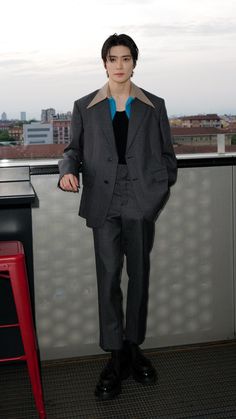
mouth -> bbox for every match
[114,73,125,76]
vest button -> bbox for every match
[104,180,109,184]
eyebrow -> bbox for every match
[108,54,132,58]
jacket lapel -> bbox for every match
[86,81,155,154]
[127,98,148,152]
[93,99,117,152]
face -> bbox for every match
[104,45,134,83]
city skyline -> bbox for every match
[1,0,235,119]
[1,109,236,123]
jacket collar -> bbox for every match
[87,81,155,109]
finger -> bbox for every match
[60,175,79,192]
[68,175,79,191]
[59,178,68,190]
[60,176,74,191]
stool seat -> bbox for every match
[0,240,23,256]
[0,240,46,419]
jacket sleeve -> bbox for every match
[159,99,178,187]
[58,100,83,182]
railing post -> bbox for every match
[217,133,225,154]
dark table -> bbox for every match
[0,166,36,358]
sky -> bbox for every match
[0,0,236,119]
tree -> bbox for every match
[0,130,10,141]
[231,134,236,145]
[0,130,16,143]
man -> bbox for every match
[58,33,177,400]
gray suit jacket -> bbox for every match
[58,82,177,228]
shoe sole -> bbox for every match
[95,369,130,401]
[132,370,157,385]
[95,385,121,401]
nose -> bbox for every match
[116,58,123,69]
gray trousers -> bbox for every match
[92,164,155,351]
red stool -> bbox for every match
[0,241,46,419]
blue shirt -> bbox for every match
[108,96,134,120]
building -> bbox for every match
[23,122,53,145]
[41,108,56,123]
[53,119,71,144]
[171,127,231,146]
[0,122,23,144]
[54,111,72,120]
[8,125,23,143]
[179,114,222,129]
[1,112,7,121]
[169,117,183,127]
[0,122,11,131]
[20,112,27,121]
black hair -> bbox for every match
[101,33,139,67]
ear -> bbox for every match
[103,60,107,69]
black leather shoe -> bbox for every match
[95,349,130,401]
[125,341,157,384]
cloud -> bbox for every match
[54,58,101,70]
[0,58,32,68]
[103,0,154,3]
[0,56,103,80]
[120,19,236,37]
[0,51,42,72]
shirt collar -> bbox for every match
[87,81,155,109]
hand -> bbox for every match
[59,174,79,192]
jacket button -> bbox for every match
[104,180,109,184]
[132,178,138,181]
[107,157,113,161]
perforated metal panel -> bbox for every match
[31,167,234,360]
[147,166,234,348]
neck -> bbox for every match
[108,79,131,98]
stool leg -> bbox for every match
[9,257,46,419]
